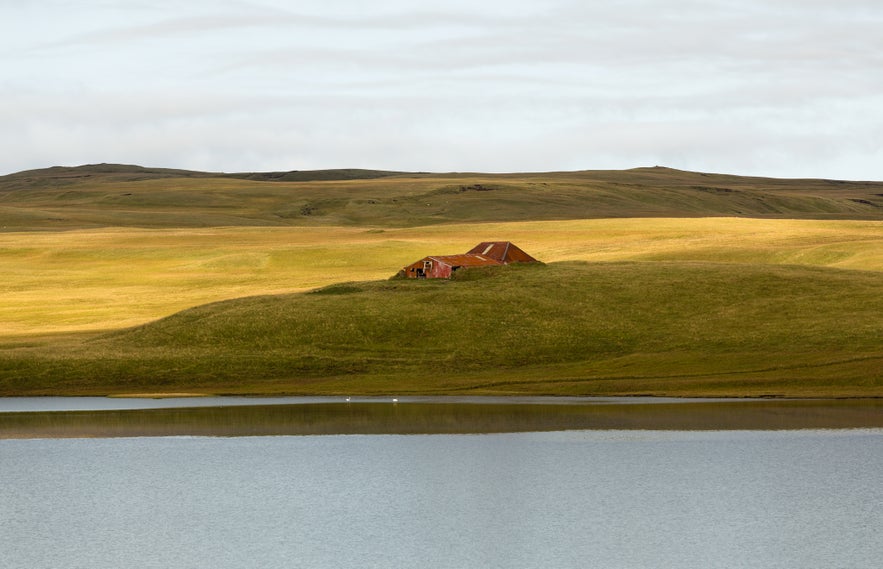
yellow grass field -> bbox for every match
[2,217,882,338]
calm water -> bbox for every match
[2,429,881,569]
[2,398,882,437]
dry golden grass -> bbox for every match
[1,217,881,338]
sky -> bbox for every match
[3,0,882,179]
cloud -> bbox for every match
[2,0,883,179]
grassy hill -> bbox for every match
[2,261,881,397]
[2,164,883,231]
[2,218,881,338]
[2,163,881,398]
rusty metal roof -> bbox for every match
[427,254,503,268]
[465,241,538,264]
[401,242,539,277]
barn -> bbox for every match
[400,242,539,279]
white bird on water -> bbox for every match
[392,398,398,403]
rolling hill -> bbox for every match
[2,262,881,397]
[2,163,882,397]
[2,164,882,231]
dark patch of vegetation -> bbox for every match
[226,169,403,182]
[310,284,364,295]
[849,198,880,207]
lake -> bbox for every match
[1,398,881,568]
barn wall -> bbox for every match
[428,261,453,279]
[401,259,426,278]
[401,257,453,279]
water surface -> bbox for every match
[1,430,881,569]
[1,397,881,438]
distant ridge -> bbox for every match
[6,163,212,179]
[2,163,882,230]
[6,162,883,184]
[6,163,407,183]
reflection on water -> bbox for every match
[1,398,882,438]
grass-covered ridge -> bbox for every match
[3,261,881,397]
[2,164,883,231]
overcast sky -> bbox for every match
[3,0,882,179]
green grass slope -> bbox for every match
[3,262,881,397]
[2,165,882,230]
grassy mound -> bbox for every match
[2,262,882,397]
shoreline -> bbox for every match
[2,393,881,414]
[2,397,882,439]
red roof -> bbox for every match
[400,241,539,278]
[427,254,503,268]
[465,242,538,264]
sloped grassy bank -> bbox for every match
[2,261,882,396]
